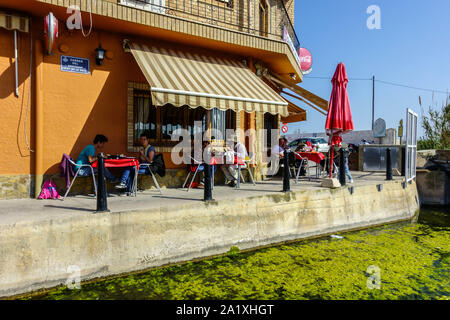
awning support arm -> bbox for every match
[265,73,329,112]
[282,91,327,116]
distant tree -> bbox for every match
[417,102,450,150]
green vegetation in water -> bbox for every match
[22,206,449,300]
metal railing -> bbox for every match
[279,0,300,50]
[117,0,300,49]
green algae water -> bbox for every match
[24,206,449,300]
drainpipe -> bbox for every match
[34,40,44,198]
[14,30,19,97]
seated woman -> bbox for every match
[75,134,117,182]
[115,132,155,192]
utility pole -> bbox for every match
[372,75,375,131]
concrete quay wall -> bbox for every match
[0,180,419,297]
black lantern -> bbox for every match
[95,45,106,65]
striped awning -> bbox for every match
[0,12,29,33]
[128,42,289,116]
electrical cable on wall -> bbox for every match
[80,0,93,37]
[24,17,34,153]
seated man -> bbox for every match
[221,136,248,187]
[115,132,156,191]
[271,137,287,159]
[75,134,117,182]
[269,137,289,176]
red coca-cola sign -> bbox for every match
[298,48,312,73]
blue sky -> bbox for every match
[285,0,450,137]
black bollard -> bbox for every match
[282,149,290,192]
[204,163,213,201]
[386,148,393,181]
[339,148,346,186]
[401,146,406,177]
[96,153,109,213]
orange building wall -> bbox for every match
[1,15,257,178]
[0,27,34,175]
[1,19,180,176]
[39,26,148,175]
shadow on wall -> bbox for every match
[37,28,148,177]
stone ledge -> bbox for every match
[0,180,419,297]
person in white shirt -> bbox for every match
[271,137,287,158]
[268,137,290,176]
[221,136,248,187]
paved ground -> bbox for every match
[0,171,401,226]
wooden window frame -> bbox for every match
[259,0,268,37]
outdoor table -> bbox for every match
[208,156,244,187]
[209,154,245,189]
[92,157,139,196]
[295,152,326,179]
[296,151,325,164]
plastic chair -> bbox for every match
[62,158,97,200]
[264,152,294,178]
[183,157,215,192]
[237,153,256,186]
[294,152,310,183]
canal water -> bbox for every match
[24,206,449,300]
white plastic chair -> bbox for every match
[62,158,97,200]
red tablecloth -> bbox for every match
[234,156,245,165]
[92,158,139,170]
[212,156,245,165]
[189,156,244,169]
[295,152,325,164]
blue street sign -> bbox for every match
[60,55,90,74]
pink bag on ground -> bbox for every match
[38,180,61,199]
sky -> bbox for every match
[285,0,450,138]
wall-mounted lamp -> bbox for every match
[95,45,106,65]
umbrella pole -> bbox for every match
[329,147,333,178]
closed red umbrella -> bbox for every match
[325,63,354,177]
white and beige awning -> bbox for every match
[128,42,289,116]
